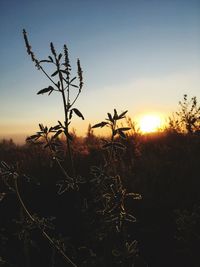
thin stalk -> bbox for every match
[45,135,71,180]
[14,176,78,267]
[70,90,81,108]
[58,67,76,179]
[20,207,31,267]
[40,66,59,88]
[110,121,116,163]
[66,79,70,107]
[109,120,117,175]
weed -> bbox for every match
[0,30,142,267]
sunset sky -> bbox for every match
[0,0,199,143]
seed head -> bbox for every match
[23,29,40,69]
[77,59,83,90]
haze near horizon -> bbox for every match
[0,0,199,143]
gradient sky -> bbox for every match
[0,0,199,143]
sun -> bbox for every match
[139,114,163,133]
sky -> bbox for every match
[0,0,199,143]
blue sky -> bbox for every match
[0,0,199,142]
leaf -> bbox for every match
[53,130,62,139]
[127,240,138,254]
[70,77,76,83]
[70,84,79,88]
[39,124,44,131]
[48,56,54,62]
[126,193,142,200]
[124,213,136,223]
[72,108,84,120]
[113,109,118,120]
[51,125,61,131]
[26,135,39,141]
[112,249,121,257]
[118,130,126,139]
[118,110,128,119]
[48,90,54,95]
[58,53,62,61]
[48,86,55,91]
[117,127,131,132]
[51,70,59,77]
[107,113,114,123]
[49,127,55,132]
[57,179,74,195]
[69,110,73,120]
[0,161,10,171]
[37,86,54,95]
[92,122,108,128]
[58,121,64,128]
[39,60,52,63]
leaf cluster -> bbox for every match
[92,109,131,163]
[26,123,64,160]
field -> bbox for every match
[1,26,200,267]
[1,129,200,267]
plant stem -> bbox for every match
[20,207,31,267]
[107,120,118,175]
[70,90,81,108]
[46,135,71,179]
[40,66,58,88]
[14,176,78,267]
[58,69,76,179]
[110,121,116,163]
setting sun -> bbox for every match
[139,114,163,133]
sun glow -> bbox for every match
[139,114,163,133]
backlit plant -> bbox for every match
[0,30,142,267]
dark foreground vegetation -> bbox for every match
[1,30,200,267]
[1,129,200,267]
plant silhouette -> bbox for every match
[0,30,142,267]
